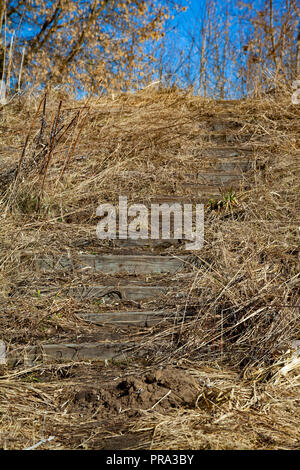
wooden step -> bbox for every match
[78,310,172,326]
[201,133,276,145]
[186,172,243,184]
[182,180,242,192]
[7,342,135,366]
[198,147,253,159]
[144,182,239,194]
[112,238,183,248]
[119,161,250,181]
[178,183,222,193]
[35,254,188,274]
[206,120,243,133]
[181,179,242,191]
[73,238,194,250]
[119,170,243,182]
[199,131,249,140]
[205,159,252,172]
[23,285,172,301]
[72,237,185,250]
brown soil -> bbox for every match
[73,367,199,415]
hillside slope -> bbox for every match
[0,90,299,450]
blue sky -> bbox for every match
[152,0,298,97]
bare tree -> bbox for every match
[0,0,184,94]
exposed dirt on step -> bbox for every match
[51,365,200,449]
[72,367,199,416]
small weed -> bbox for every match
[22,374,41,383]
[208,187,238,213]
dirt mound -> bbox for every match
[73,367,199,416]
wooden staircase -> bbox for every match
[7,109,257,366]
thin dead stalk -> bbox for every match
[39,100,63,196]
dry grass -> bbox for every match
[0,88,299,449]
[133,359,300,450]
[0,356,299,450]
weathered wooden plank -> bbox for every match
[7,342,133,365]
[29,285,169,301]
[207,122,241,134]
[36,254,188,274]
[194,173,242,184]
[42,342,129,362]
[73,285,169,300]
[199,131,248,139]
[72,237,190,250]
[185,172,243,184]
[96,255,186,274]
[112,238,183,248]
[182,180,243,192]
[200,134,275,146]
[199,147,253,158]
[205,159,251,172]
[78,310,171,326]
[181,181,241,193]
[119,170,244,182]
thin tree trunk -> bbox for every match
[296,26,300,76]
[269,0,280,73]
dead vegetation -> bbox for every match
[0,88,299,449]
